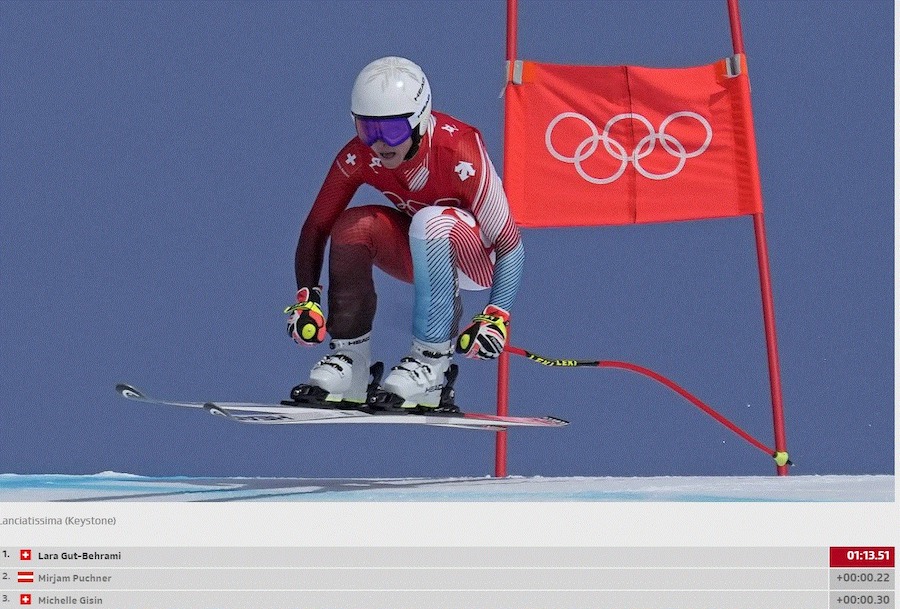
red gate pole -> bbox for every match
[726,0,790,475]
[495,0,519,478]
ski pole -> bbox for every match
[504,345,791,467]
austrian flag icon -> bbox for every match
[18,571,35,583]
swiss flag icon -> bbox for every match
[20,549,32,561]
[20,594,32,605]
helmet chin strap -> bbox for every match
[403,126,424,161]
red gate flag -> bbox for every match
[504,55,763,227]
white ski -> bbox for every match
[115,384,568,431]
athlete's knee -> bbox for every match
[331,206,381,246]
[409,206,477,241]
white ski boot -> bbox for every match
[379,339,454,410]
[292,333,372,406]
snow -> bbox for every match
[0,473,892,502]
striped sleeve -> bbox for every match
[459,131,525,311]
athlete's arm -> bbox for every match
[295,143,364,289]
[457,131,525,311]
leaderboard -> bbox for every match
[0,546,894,608]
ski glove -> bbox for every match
[285,286,326,346]
[456,304,510,360]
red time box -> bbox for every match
[830,547,895,568]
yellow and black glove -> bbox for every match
[456,305,510,360]
[285,286,326,346]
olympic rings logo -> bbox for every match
[545,111,713,184]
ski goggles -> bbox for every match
[354,115,413,147]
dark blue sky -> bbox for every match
[1,0,893,478]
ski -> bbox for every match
[115,384,568,431]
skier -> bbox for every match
[286,56,525,411]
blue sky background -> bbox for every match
[1,0,893,479]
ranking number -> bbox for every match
[836,596,892,605]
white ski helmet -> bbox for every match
[351,56,432,136]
